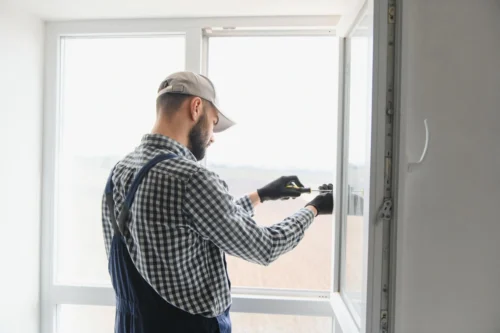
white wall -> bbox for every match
[396,0,500,332]
[0,1,44,332]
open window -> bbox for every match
[41,1,396,332]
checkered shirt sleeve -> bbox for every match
[183,168,315,265]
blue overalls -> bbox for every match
[105,154,232,333]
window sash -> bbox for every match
[336,0,396,332]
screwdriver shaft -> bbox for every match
[286,184,333,193]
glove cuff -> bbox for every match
[305,204,319,217]
[305,200,320,216]
[257,188,267,202]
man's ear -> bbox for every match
[189,97,203,121]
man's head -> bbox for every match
[154,72,234,160]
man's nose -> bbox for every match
[209,135,215,145]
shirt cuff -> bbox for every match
[235,195,255,217]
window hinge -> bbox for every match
[388,5,396,24]
[380,310,389,333]
[377,198,393,222]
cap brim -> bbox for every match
[214,110,236,133]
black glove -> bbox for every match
[306,184,334,216]
[257,176,304,202]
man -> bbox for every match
[102,71,334,333]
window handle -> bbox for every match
[408,118,429,172]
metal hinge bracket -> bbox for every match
[378,198,393,222]
[380,310,389,333]
[388,5,396,24]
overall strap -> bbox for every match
[105,153,177,236]
[105,171,119,235]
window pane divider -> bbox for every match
[49,285,334,317]
[330,292,360,333]
[204,29,335,37]
[232,287,330,299]
[45,16,340,37]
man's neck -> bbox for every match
[151,120,190,149]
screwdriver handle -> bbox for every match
[286,185,312,193]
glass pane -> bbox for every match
[207,36,338,290]
[57,305,115,333]
[57,305,332,333]
[55,36,185,285]
[231,313,332,333]
[340,27,373,318]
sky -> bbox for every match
[60,35,370,172]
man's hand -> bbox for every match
[257,176,305,202]
[305,184,334,216]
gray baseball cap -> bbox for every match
[157,71,235,133]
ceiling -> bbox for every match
[11,0,351,21]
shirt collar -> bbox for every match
[141,134,197,162]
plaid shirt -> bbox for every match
[102,134,315,317]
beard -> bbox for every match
[188,110,210,161]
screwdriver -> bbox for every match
[286,183,333,193]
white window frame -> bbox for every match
[334,1,396,333]
[41,7,394,333]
